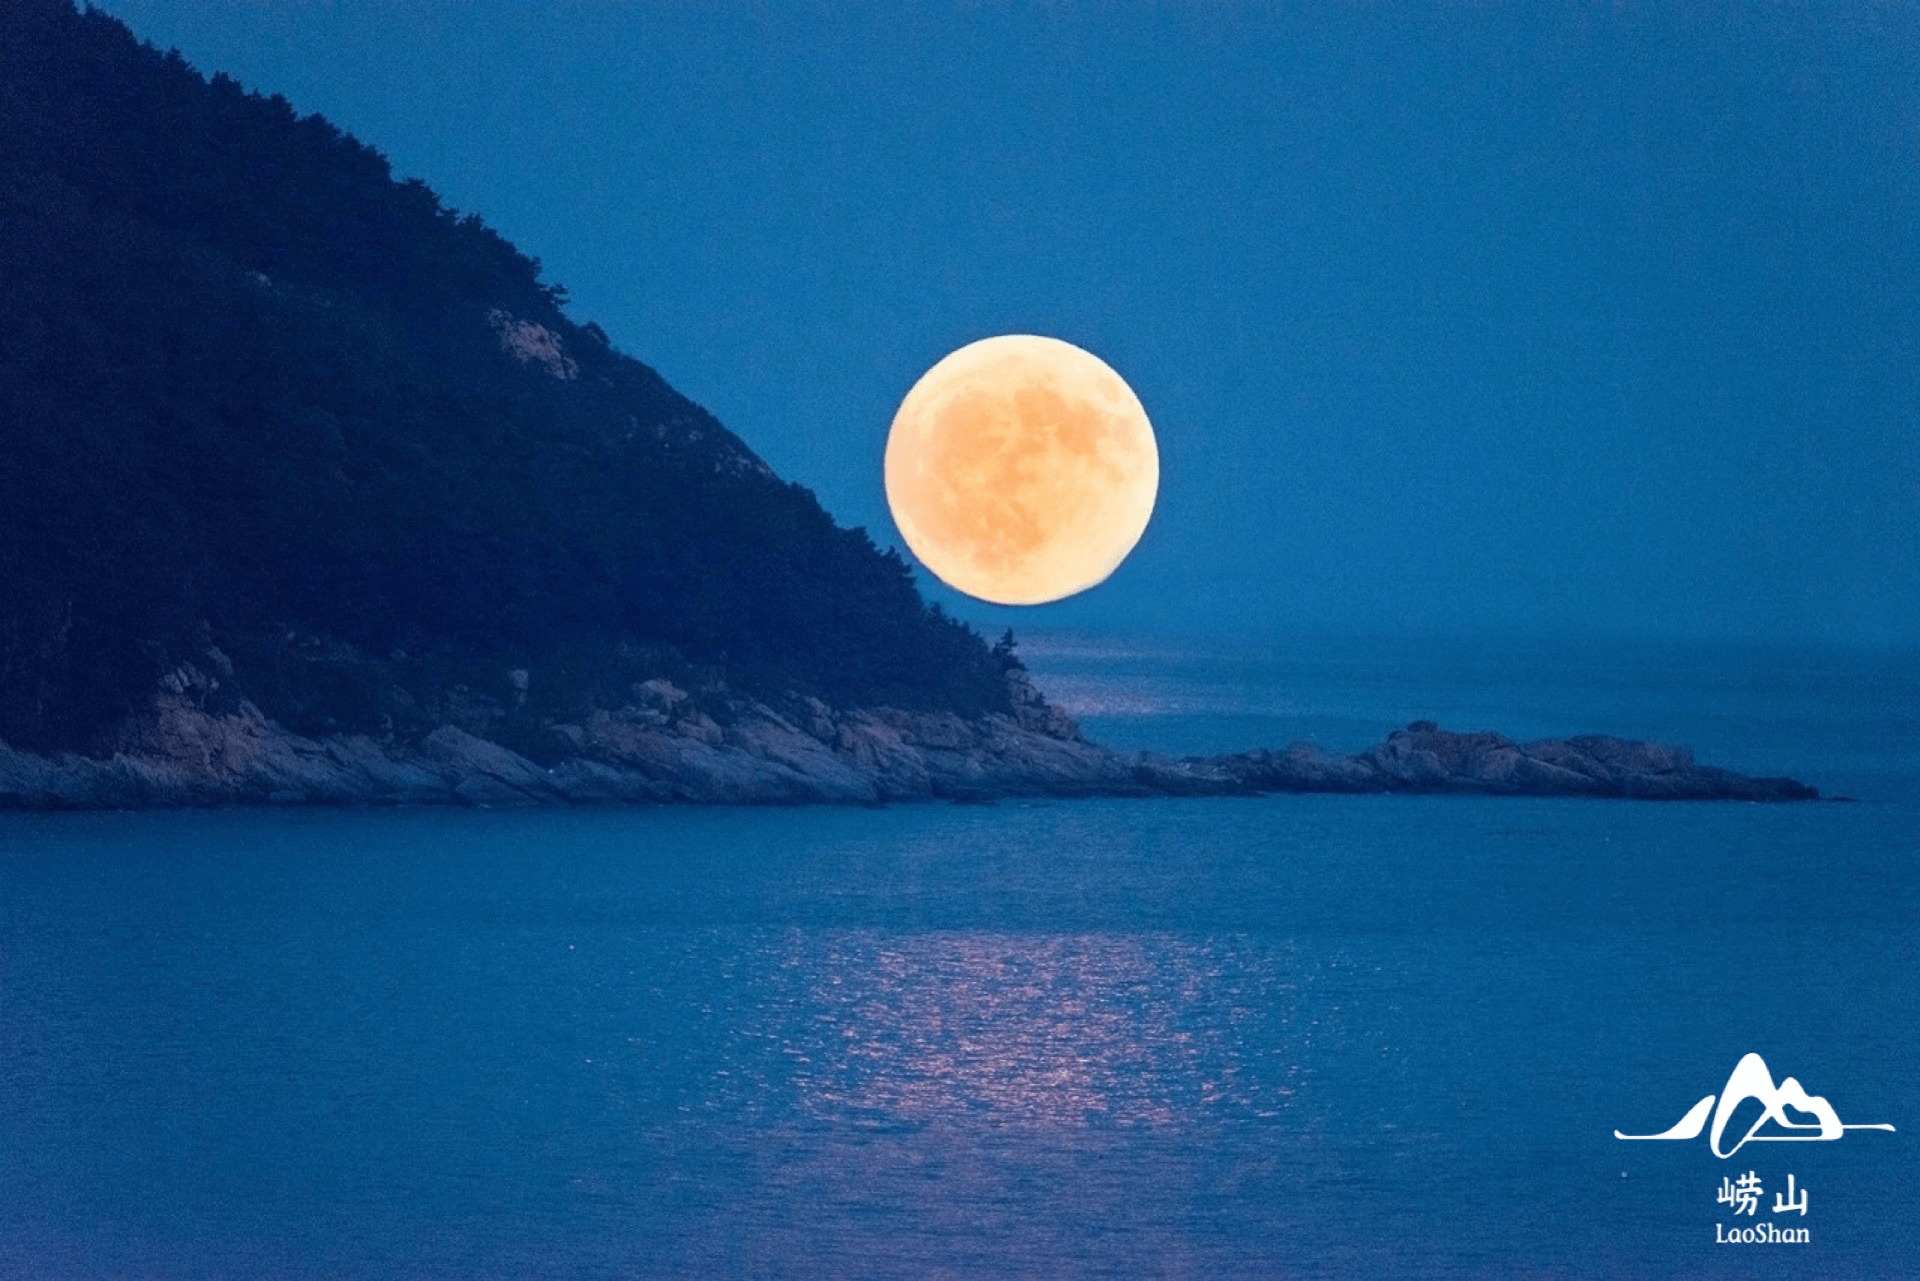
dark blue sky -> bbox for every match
[99,1,1920,645]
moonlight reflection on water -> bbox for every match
[752,932,1314,1132]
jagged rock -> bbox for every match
[544,758,671,803]
[799,696,837,742]
[1272,741,1383,791]
[545,723,590,755]
[835,715,935,798]
[103,683,267,779]
[1006,667,1082,740]
[0,697,1820,812]
[723,712,877,803]
[632,679,688,716]
[419,725,556,805]
[868,707,976,751]
[320,735,452,804]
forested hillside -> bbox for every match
[0,0,1011,752]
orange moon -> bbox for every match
[884,335,1159,606]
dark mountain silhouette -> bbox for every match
[0,0,1013,754]
[0,2,1820,810]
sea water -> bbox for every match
[1,637,1914,1278]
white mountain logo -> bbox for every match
[1615,1053,1895,1158]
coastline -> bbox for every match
[0,669,1819,810]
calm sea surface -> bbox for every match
[2,637,1915,1278]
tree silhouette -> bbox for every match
[0,0,1012,749]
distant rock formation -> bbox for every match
[1150,721,1819,802]
[0,672,1818,810]
[485,308,580,380]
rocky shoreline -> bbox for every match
[0,664,1819,810]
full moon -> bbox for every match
[884,335,1159,606]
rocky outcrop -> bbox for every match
[1194,722,1818,801]
[0,676,1819,809]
